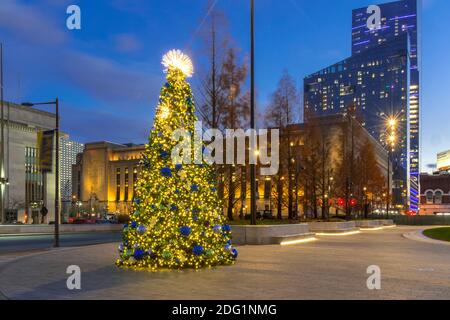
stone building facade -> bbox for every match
[0,102,57,224]
[420,173,450,215]
[71,142,144,216]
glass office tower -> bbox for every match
[304,0,420,212]
[352,0,419,211]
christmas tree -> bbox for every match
[116,50,237,270]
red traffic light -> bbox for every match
[349,198,357,207]
[337,198,345,207]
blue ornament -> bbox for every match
[211,187,217,193]
[191,184,199,192]
[175,189,181,195]
[157,132,163,137]
[165,82,171,88]
[124,240,129,246]
[151,204,156,209]
[137,225,146,235]
[227,240,232,245]
[222,224,231,232]
[193,216,199,222]
[175,164,183,171]
[161,167,172,177]
[231,248,238,259]
[224,244,232,251]
[123,224,129,230]
[193,245,204,256]
[134,249,146,260]
[192,209,199,214]
[160,150,169,159]
[186,97,192,104]
[131,221,138,229]
[180,226,192,237]
[171,204,178,211]
[213,225,222,233]
[134,199,141,205]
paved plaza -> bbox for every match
[0,226,449,300]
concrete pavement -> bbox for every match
[0,232,122,255]
[0,226,449,300]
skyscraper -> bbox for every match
[304,0,420,213]
[60,134,84,202]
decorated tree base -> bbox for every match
[116,50,238,271]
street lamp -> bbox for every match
[386,117,397,219]
[22,99,60,247]
[249,0,257,225]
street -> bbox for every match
[0,226,449,300]
[0,232,122,255]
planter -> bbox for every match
[308,221,358,233]
[356,220,395,228]
[231,224,314,245]
[355,220,383,228]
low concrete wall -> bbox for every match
[355,220,383,228]
[232,224,312,245]
[0,224,123,235]
[356,220,395,228]
[379,219,395,226]
[308,221,358,233]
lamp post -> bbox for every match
[249,0,257,225]
[386,117,397,219]
[22,99,60,247]
[0,43,5,224]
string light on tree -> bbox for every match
[116,50,236,271]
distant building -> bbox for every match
[437,150,450,172]
[420,173,450,215]
[0,102,57,224]
[72,142,144,216]
[304,0,420,213]
[60,134,84,214]
[264,114,391,217]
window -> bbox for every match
[425,191,433,204]
[434,191,443,205]
[116,168,121,202]
[124,168,129,202]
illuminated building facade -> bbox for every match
[72,142,144,215]
[60,134,84,202]
[437,150,450,172]
[304,0,420,212]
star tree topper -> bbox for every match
[161,49,194,78]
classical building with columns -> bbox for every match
[71,142,144,216]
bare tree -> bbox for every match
[265,71,299,219]
[219,48,248,220]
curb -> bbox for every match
[403,229,450,246]
[0,230,122,238]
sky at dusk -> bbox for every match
[0,0,449,171]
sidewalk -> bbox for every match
[0,224,123,236]
[0,226,449,300]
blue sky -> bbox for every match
[0,0,449,171]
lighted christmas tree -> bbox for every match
[116,50,237,270]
